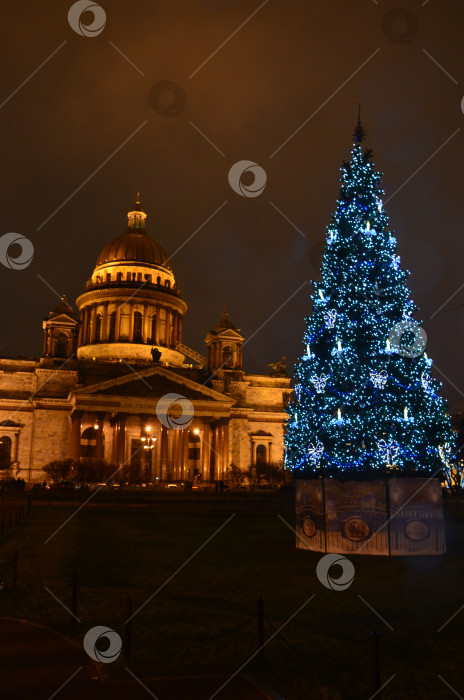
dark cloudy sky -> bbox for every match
[1,0,463,406]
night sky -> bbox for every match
[1,0,463,407]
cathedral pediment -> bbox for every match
[72,365,234,404]
[45,313,79,324]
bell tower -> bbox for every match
[42,294,80,359]
[205,307,244,374]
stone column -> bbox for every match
[200,422,209,481]
[102,303,109,342]
[82,307,89,345]
[89,305,96,344]
[171,430,180,479]
[143,304,149,343]
[164,310,170,347]
[223,421,230,476]
[117,414,126,466]
[128,303,134,342]
[70,411,82,460]
[110,416,118,464]
[182,428,189,480]
[115,304,121,342]
[216,424,223,480]
[209,422,217,483]
[160,424,168,480]
[95,413,105,460]
[154,306,160,345]
[172,311,179,348]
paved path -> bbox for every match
[0,618,265,700]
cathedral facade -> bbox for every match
[0,198,292,484]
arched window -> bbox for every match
[222,346,233,368]
[95,314,102,343]
[133,311,143,342]
[256,444,266,464]
[108,312,116,342]
[81,426,98,459]
[0,436,12,469]
[81,427,97,440]
[55,333,68,358]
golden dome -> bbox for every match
[95,195,171,270]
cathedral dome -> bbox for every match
[76,194,187,367]
[95,195,171,270]
[96,232,171,269]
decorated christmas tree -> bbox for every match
[285,120,455,480]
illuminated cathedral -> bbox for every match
[0,197,291,483]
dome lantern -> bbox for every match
[127,193,147,231]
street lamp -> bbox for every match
[141,425,157,482]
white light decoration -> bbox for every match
[308,441,324,465]
[439,443,452,467]
[337,340,342,352]
[386,338,392,354]
[370,369,388,389]
[421,372,432,393]
[392,255,400,271]
[366,221,371,231]
[404,406,408,421]
[306,343,312,358]
[378,439,399,465]
[295,383,302,400]
[324,309,337,329]
[311,374,327,393]
[319,290,324,300]
[377,199,383,213]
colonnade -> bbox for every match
[70,411,230,482]
[77,302,182,348]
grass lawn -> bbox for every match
[0,491,463,700]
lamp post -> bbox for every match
[141,425,156,482]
